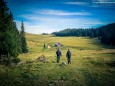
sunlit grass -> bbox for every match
[0,33,115,86]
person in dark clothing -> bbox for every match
[56,48,62,63]
[44,44,46,48]
[66,49,71,64]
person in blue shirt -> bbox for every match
[56,48,62,63]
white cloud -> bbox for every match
[15,15,105,34]
[16,9,105,34]
[25,25,56,34]
[64,1,115,8]
[66,0,115,5]
[20,14,103,26]
[91,0,115,8]
[15,20,57,34]
[64,2,89,5]
[92,0,115,3]
[37,9,91,16]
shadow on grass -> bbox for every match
[87,38,115,49]
[106,61,115,67]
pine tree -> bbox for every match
[20,21,28,53]
[0,0,20,65]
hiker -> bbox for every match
[44,44,46,48]
[56,48,62,63]
[66,49,71,64]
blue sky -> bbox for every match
[6,0,115,34]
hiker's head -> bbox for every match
[68,49,70,51]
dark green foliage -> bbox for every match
[0,53,12,65]
[52,28,97,38]
[20,21,28,53]
[52,23,115,45]
[42,33,48,35]
[12,58,21,64]
[98,23,115,45]
[0,0,21,65]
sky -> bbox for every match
[6,0,115,34]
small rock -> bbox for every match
[36,54,48,63]
[61,62,67,66]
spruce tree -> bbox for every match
[0,0,20,65]
[20,21,28,53]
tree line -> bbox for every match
[52,23,115,45]
[52,28,98,38]
[0,0,28,65]
[98,23,115,45]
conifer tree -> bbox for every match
[20,21,28,53]
[0,0,20,65]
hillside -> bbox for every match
[53,23,115,45]
[0,34,115,86]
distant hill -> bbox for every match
[98,23,115,29]
[52,23,115,45]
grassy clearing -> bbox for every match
[0,33,115,86]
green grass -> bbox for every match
[0,33,115,86]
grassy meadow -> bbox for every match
[0,33,115,86]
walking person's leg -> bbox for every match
[68,59,69,64]
[68,57,70,64]
[57,56,60,63]
[57,56,59,63]
[69,56,71,64]
[58,56,60,63]
[68,57,71,64]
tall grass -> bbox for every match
[0,33,115,86]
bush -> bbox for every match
[12,58,21,64]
